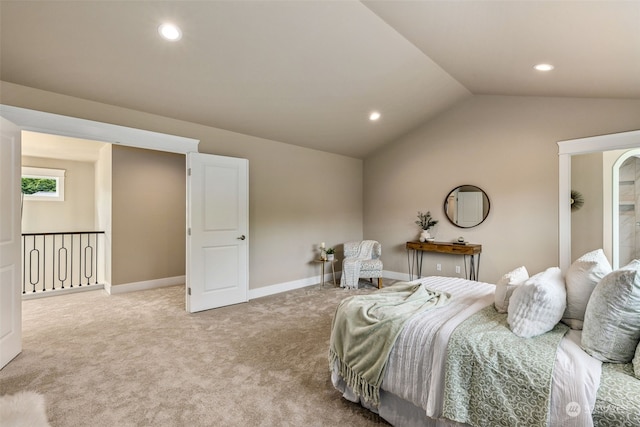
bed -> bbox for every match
[329,275,640,427]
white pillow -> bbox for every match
[562,249,612,330]
[507,267,567,338]
[634,341,640,379]
[494,266,529,313]
[582,260,640,363]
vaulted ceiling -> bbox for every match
[1,1,639,158]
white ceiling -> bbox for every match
[1,1,639,159]
[21,131,106,162]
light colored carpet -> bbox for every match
[0,391,51,427]
[0,280,395,426]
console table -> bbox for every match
[406,240,482,281]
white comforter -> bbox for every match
[333,276,602,427]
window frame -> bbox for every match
[21,167,66,202]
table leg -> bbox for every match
[321,262,325,286]
[407,249,424,280]
[331,261,336,286]
[464,254,480,281]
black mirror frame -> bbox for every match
[444,185,490,228]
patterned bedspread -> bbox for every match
[593,363,640,427]
[333,276,639,427]
[442,306,569,427]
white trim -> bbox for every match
[558,130,640,156]
[22,284,104,300]
[248,270,408,300]
[249,275,324,300]
[22,167,65,177]
[0,105,199,154]
[105,275,185,295]
[383,269,412,282]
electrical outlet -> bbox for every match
[455,265,461,274]
[436,263,442,271]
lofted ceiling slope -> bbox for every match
[1,1,639,159]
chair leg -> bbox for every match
[377,277,382,289]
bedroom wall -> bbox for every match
[364,95,640,283]
[571,152,603,262]
[21,155,96,233]
[1,81,363,290]
[111,145,185,286]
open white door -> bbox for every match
[456,191,484,228]
[0,118,22,368]
[186,153,248,313]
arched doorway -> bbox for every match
[613,148,640,268]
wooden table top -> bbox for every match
[406,240,482,255]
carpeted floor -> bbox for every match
[0,280,395,426]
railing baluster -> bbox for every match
[29,238,39,293]
[22,235,26,294]
[94,232,99,285]
[42,234,46,292]
[58,244,68,289]
[84,236,92,286]
[70,234,74,288]
[21,231,104,296]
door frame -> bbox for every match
[612,148,640,269]
[0,104,203,295]
[557,129,640,271]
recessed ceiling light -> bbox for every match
[534,63,554,72]
[369,111,381,121]
[158,23,182,41]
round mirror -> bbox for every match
[444,185,490,228]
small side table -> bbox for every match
[314,258,337,286]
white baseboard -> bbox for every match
[248,270,409,300]
[22,283,105,300]
[383,269,412,282]
[105,275,185,295]
[248,275,324,300]
[102,270,408,299]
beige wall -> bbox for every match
[21,155,96,233]
[570,152,604,261]
[111,146,185,285]
[1,81,364,290]
[364,95,640,283]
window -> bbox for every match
[21,167,65,201]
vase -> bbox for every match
[419,230,431,242]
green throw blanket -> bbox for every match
[443,306,569,427]
[329,282,451,406]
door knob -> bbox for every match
[237,235,246,240]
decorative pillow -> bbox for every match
[634,342,640,379]
[507,267,567,338]
[581,260,640,363]
[562,249,612,330]
[494,266,529,313]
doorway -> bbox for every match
[1,105,249,309]
[615,149,640,267]
[20,131,187,296]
